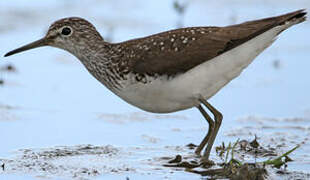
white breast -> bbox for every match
[116,24,290,113]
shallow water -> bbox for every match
[0,0,310,179]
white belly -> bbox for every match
[117,25,287,113]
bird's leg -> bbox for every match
[199,98,223,161]
[195,105,214,156]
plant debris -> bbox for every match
[187,163,267,180]
[263,145,299,169]
[163,137,300,179]
[250,135,260,148]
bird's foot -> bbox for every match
[163,154,200,169]
[163,154,215,169]
[193,151,215,168]
[199,158,215,168]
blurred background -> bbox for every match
[0,0,309,179]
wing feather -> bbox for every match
[114,9,306,76]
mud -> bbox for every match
[0,139,309,179]
[0,145,125,179]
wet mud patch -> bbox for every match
[0,144,203,179]
[0,140,309,179]
[0,145,135,179]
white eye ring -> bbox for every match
[61,26,72,36]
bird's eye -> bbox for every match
[61,27,72,36]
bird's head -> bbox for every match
[4,17,104,57]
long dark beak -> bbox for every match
[4,38,48,57]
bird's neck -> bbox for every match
[73,40,111,61]
[73,42,124,92]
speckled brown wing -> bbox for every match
[119,9,305,76]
